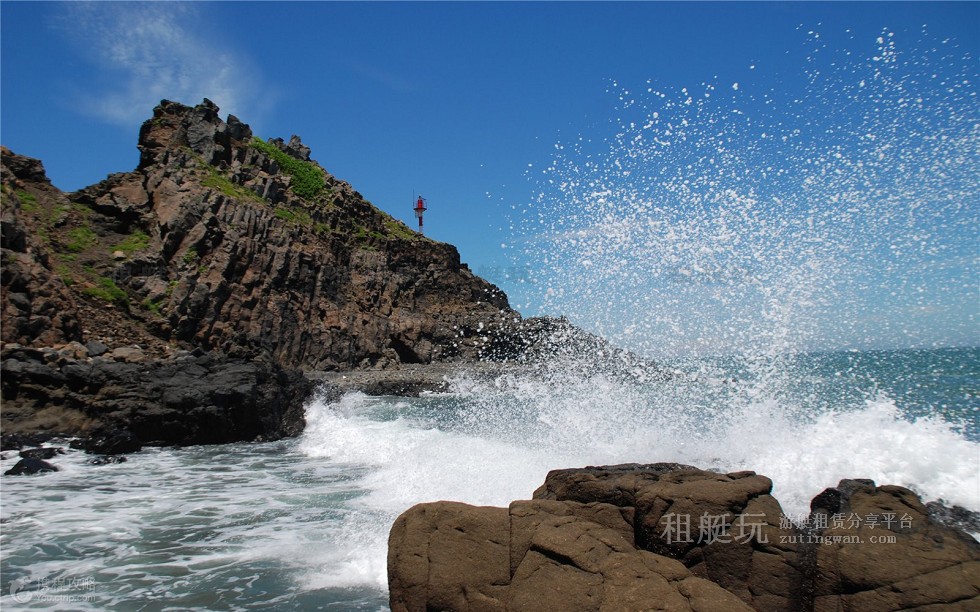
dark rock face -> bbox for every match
[70,428,142,455]
[926,500,980,535]
[89,455,128,466]
[0,432,58,451]
[388,464,980,612]
[1,149,83,347]
[4,457,57,476]
[483,316,671,383]
[18,446,64,460]
[1,343,311,446]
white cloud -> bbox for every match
[59,3,261,126]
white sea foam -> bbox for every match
[293,26,980,593]
[291,375,979,593]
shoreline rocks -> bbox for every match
[388,464,980,612]
[1,342,312,449]
[4,456,58,476]
[307,360,523,396]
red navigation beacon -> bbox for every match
[414,195,427,234]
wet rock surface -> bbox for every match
[1,343,311,447]
[4,456,58,476]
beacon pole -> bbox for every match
[414,195,427,234]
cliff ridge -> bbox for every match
[1,99,517,443]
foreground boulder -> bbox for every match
[388,464,980,611]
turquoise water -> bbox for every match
[2,347,977,610]
[780,347,980,441]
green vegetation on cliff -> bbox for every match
[66,226,98,253]
[274,206,313,227]
[15,190,39,213]
[250,137,326,200]
[114,230,150,254]
[200,162,264,203]
[82,275,128,308]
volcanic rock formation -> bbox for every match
[1,98,522,444]
[4,99,516,370]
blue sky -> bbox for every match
[2,1,978,353]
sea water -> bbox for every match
[1,348,978,610]
[3,24,978,611]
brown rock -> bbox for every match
[388,466,980,612]
[532,463,803,610]
[387,502,510,612]
[1,154,82,347]
[391,497,753,612]
[508,499,635,576]
[4,99,520,375]
[110,345,145,363]
[810,480,980,611]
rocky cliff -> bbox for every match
[3,99,515,371]
[388,464,980,611]
[1,98,520,443]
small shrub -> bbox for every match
[250,137,325,200]
[114,230,150,254]
[141,297,164,315]
[51,204,71,224]
[82,276,128,307]
[56,265,75,286]
[202,169,263,203]
[70,203,93,217]
[15,190,39,213]
[183,247,199,264]
[384,218,418,240]
[66,226,98,252]
[274,206,312,227]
